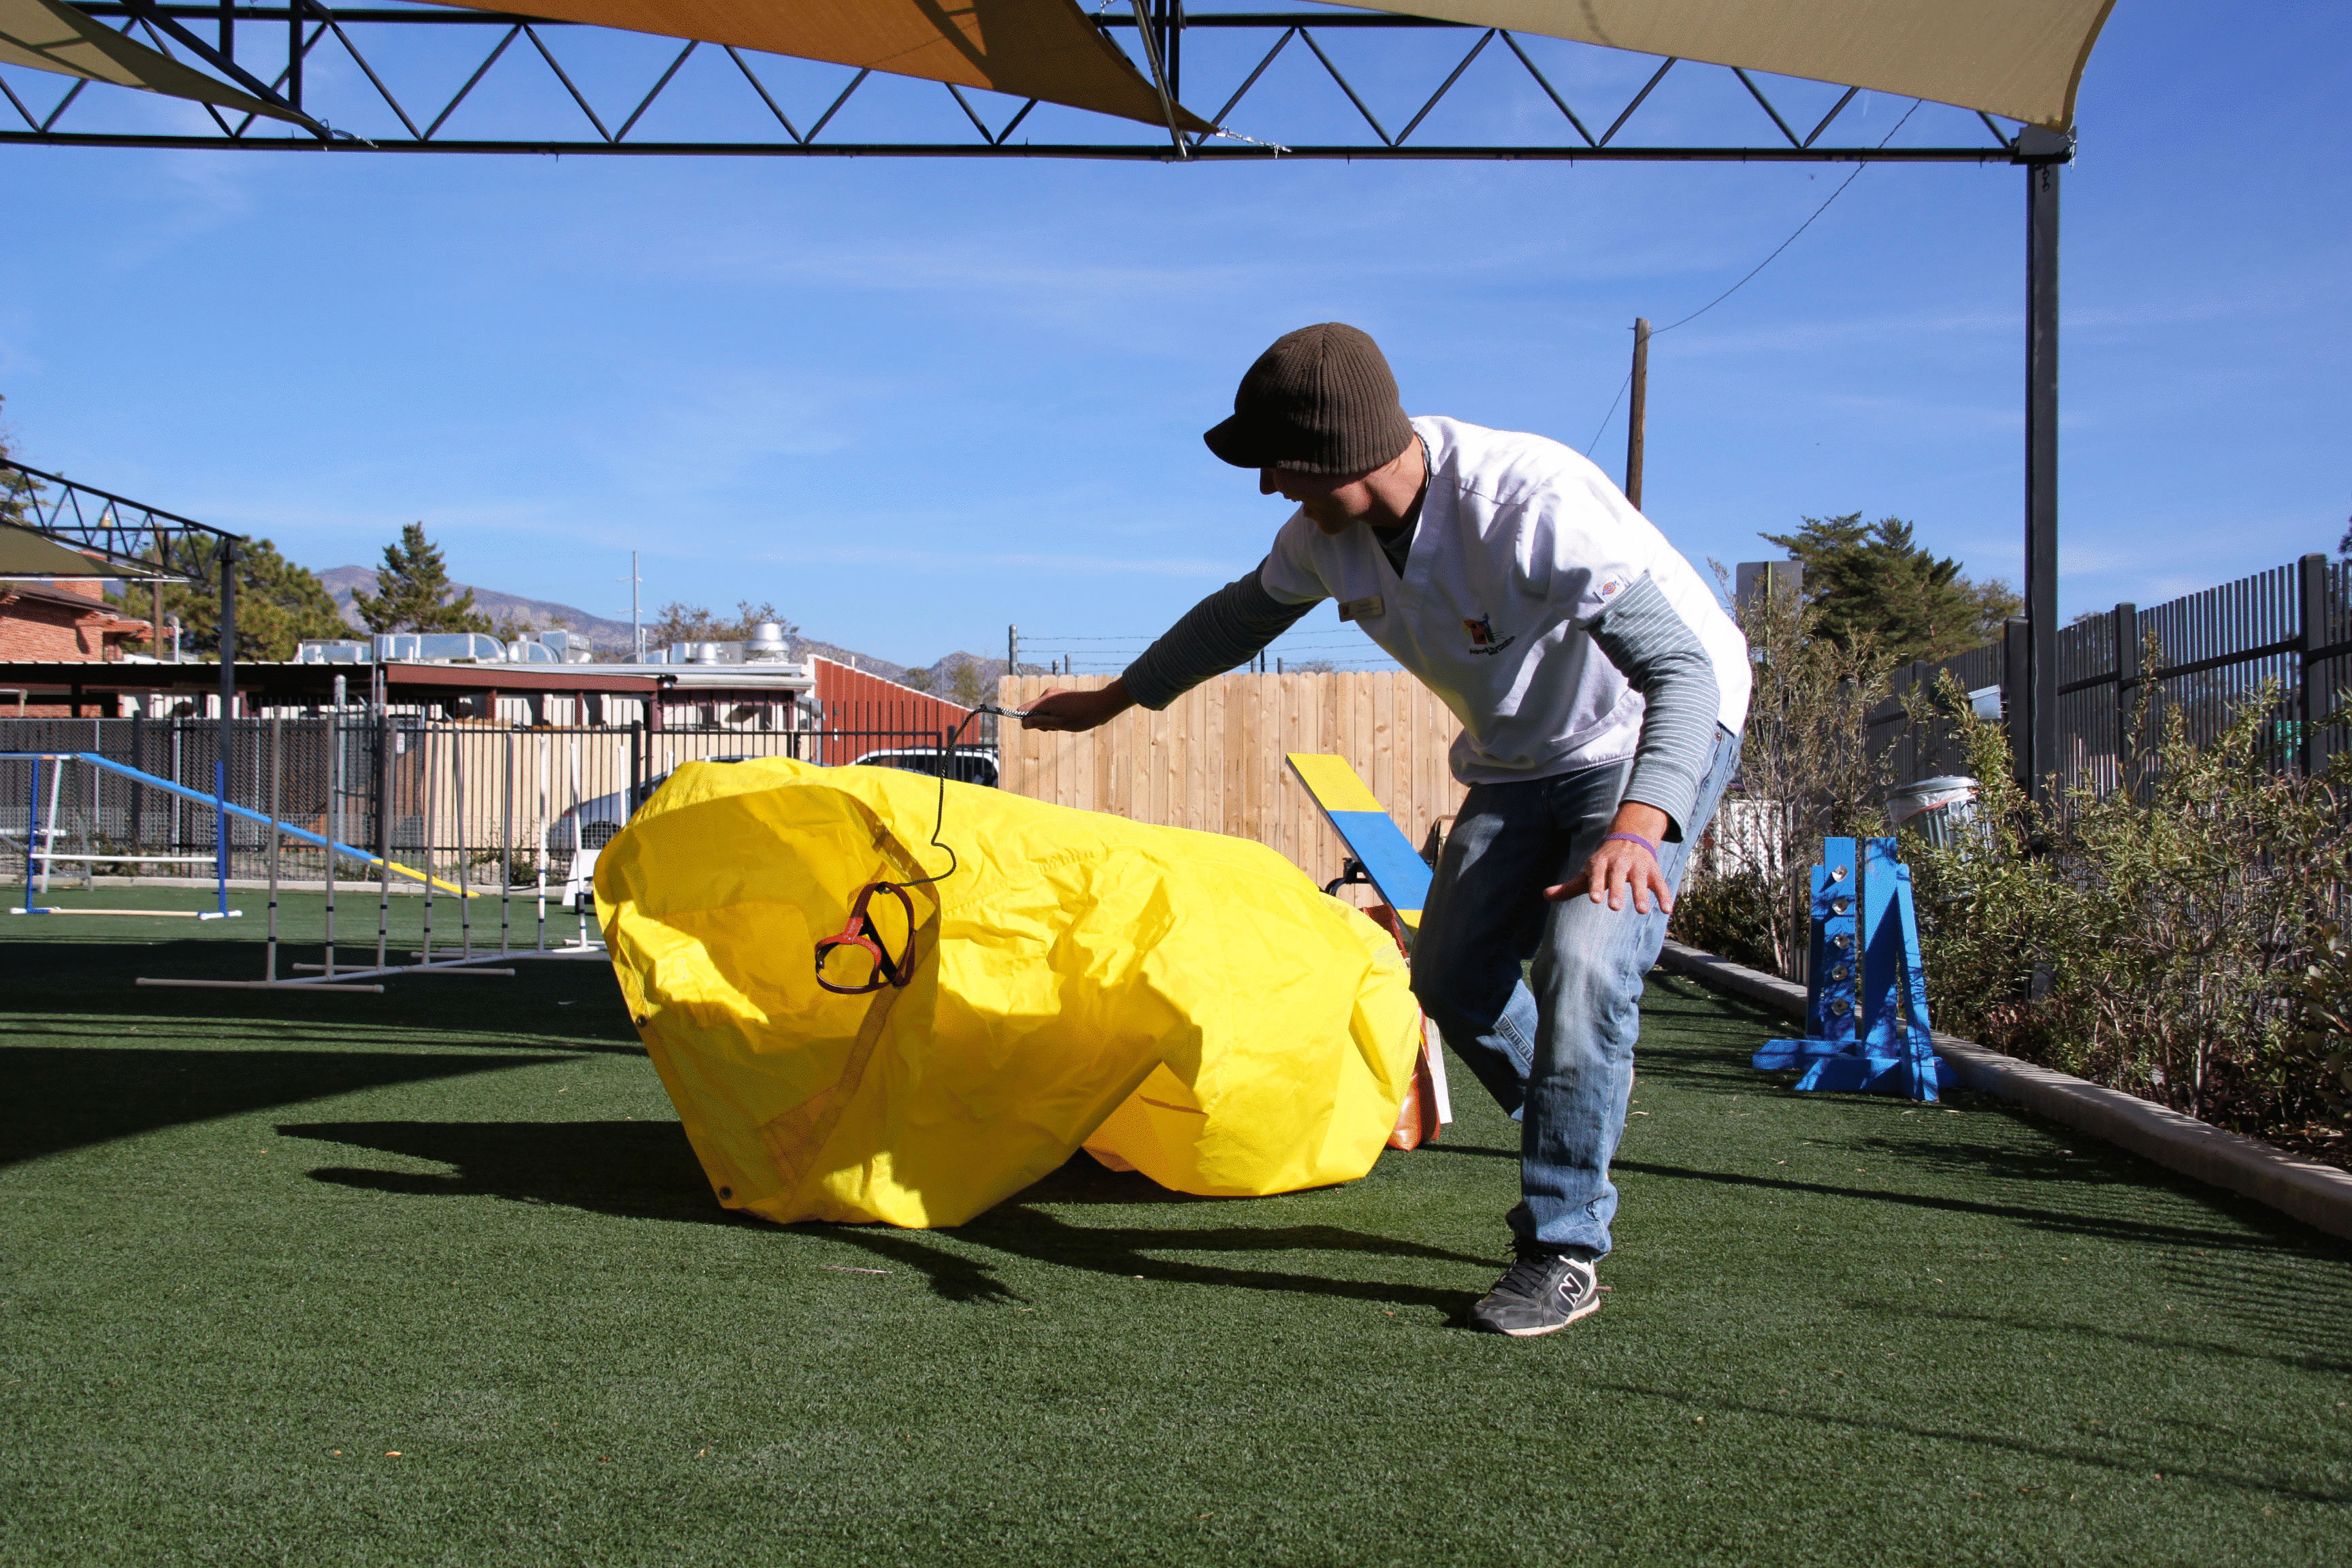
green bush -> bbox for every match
[1908,679,2352,1145]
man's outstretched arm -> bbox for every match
[1023,561,1316,732]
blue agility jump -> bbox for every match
[1752,836,1953,1102]
[5,750,468,920]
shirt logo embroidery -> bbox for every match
[1463,612,1517,658]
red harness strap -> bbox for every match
[814,881,918,995]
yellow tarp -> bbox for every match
[595,756,1421,1228]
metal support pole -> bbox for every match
[2112,601,2139,787]
[500,727,513,956]
[2021,131,2067,805]
[2002,615,2032,794]
[216,535,236,796]
[265,714,281,981]
[373,710,392,970]
[2299,552,2330,775]
[455,724,471,960]
[214,536,237,911]
[40,754,63,896]
[20,755,39,915]
[325,708,339,978]
[1624,316,1650,510]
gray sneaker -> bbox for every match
[1468,1246,1601,1337]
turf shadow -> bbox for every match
[1614,1158,2305,1253]
[280,1117,732,1224]
[1,1045,569,1166]
[279,1119,1497,1317]
[1892,1303,2352,1377]
[0,938,642,1050]
[827,1206,1496,1318]
[1596,1379,2352,1504]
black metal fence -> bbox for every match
[1867,552,2352,796]
[0,716,962,890]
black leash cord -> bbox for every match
[813,703,1030,993]
[892,703,1026,891]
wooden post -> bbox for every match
[1624,317,1651,510]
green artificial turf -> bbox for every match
[5,887,2350,1565]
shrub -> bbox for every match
[1669,569,1893,976]
[1907,676,2352,1147]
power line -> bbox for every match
[1582,97,1923,457]
[1650,99,1923,338]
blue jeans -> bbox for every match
[1409,726,1740,1259]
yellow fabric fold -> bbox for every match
[597,756,1420,1228]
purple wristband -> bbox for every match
[1603,832,1660,858]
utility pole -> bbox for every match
[620,551,644,662]
[1624,316,1651,510]
[1007,624,1019,679]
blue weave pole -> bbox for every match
[1752,836,1952,1100]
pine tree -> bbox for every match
[152,534,348,660]
[0,395,42,529]
[351,522,493,634]
[946,659,987,708]
[1760,514,2020,666]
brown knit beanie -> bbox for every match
[1203,323,1415,474]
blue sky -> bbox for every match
[1,0,2345,672]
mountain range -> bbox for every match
[318,566,1013,692]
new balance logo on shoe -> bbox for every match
[1469,1247,1600,1337]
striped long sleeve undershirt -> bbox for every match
[1120,557,1316,710]
[1584,572,1723,843]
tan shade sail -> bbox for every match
[431,0,1209,133]
[0,0,309,123]
[1315,0,2116,130]
[0,523,117,578]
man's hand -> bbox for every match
[1546,802,1676,914]
[1019,679,1137,734]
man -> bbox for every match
[1023,323,1749,1336]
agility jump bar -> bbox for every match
[1,751,478,898]
[1285,753,1433,929]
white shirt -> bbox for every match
[1258,416,1751,787]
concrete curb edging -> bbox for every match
[1654,938,2352,1244]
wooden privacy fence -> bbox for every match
[997,672,1468,898]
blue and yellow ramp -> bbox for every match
[1284,753,1433,930]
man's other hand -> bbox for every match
[1018,679,1137,733]
[1546,802,1676,914]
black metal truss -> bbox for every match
[2,459,238,584]
[0,3,2052,162]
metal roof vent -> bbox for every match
[747,621,789,662]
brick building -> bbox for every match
[0,578,154,715]
[0,578,152,662]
